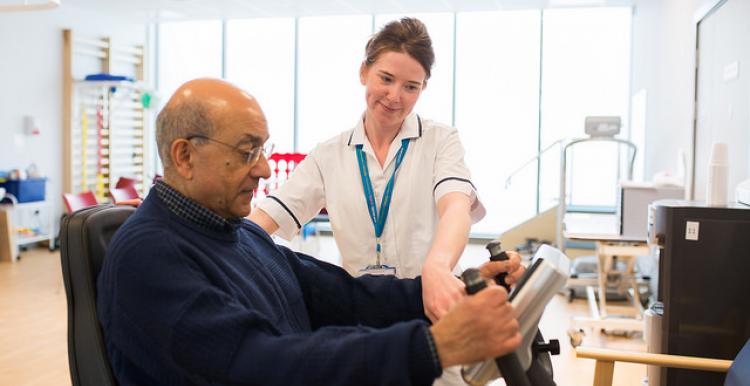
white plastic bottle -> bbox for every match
[706,142,729,206]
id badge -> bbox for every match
[357,264,397,276]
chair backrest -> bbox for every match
[254,152,306,203]
[63,191,98,214]
[255,152,329,219]
[725,338,750,386]
[60,204,136,386]
[113,177,137,189]
[109,185,139,204]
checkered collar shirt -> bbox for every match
[154,180,242,233]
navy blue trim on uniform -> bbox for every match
[347,131,354,146]
[433,177,477,194]
[267,195,302,229]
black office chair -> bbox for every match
[60,204,136,386]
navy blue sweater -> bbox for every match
[97,191,440,385]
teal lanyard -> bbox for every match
[356,138,410,265]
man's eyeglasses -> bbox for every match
[187,134,274,166]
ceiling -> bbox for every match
[57,0,635,22]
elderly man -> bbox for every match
[97,78,523,386]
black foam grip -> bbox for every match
[496,353,532,386]
[490,251,511,291]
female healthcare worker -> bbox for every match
[251,19,497,384]
[252,16,485,319]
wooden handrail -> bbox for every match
[576,346,733,372]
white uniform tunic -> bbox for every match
[257,112,485,278]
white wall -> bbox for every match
[630,0,718,190]
[0,7,146,223]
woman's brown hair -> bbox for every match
[364,17,435,81]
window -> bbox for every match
[226,18,296,152]
[296,15,373,152]
[455,10,542,234]
[155,8,633,236]
[157,21,223,105]
[538,7,632,209]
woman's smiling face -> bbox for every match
[360,50,427,131]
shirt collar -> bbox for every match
[154,180,242,233]
[347,111,422,147]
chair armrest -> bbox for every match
[575,346,733,372]
[115,198,142,208]
[576,346,733,386]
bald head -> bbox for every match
[156,78,267,175]
[165,78,264,121]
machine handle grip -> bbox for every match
[487,241,511,291]
[461,268,531,386]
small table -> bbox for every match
[564,214,652,345]
[0,201,56,262]
[0,208,14,261]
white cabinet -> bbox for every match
[0,201,55,262]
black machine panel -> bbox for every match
[652,200,750,386]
